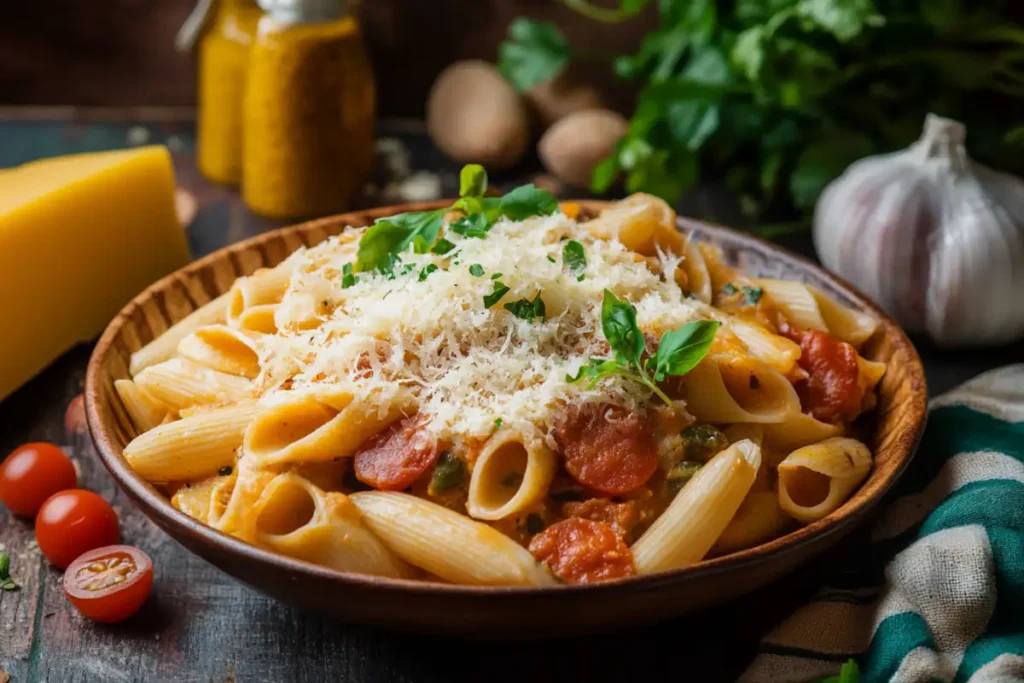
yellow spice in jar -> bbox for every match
[196,0,261,186]
[242,12,375,219]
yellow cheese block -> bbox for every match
[0,145,191,401]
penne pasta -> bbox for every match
[243,387,417,466]
[177,324,262,379]
[251,473,411,578]
[676,357,800,424]
[633,439,761,573]
[171,471,235,525]
[761,412,844,452]
[466,426,556,521]
[680,237,713,303]
[124,403,261,482]
[754,278,878,347]
[350,491,555,586]
[134,357,252,413]
[129,293,231,375]
[777,437,872,523]
[714,491,793,554]
[114,378,170,433]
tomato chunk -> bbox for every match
[789,329,863,422]
[554,405,657,495]
[354,417,440,490]
[560,498,637,537]
[0,443,77,517]
[529,518,636,584]
[64,545,153,623]
[35,490,119,568]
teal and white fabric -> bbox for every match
[740,365,1024,683]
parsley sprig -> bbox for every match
[355,164,559,274]
[567,290,719,405]
[0,552,19,591]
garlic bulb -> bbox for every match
[814,114,1024,347]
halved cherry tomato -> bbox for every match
[529,517,636,584]
[354,417,440,490]
[36,490,119,568]
[64,545,153,623]
[0,443,77,517]
[554,406,658,495]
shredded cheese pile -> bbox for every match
[255,212,712,441]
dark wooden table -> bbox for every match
[1,113,1021,683]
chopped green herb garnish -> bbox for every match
[432,238,456,255]
[567,290,719,406]
[525,513,545,535]
[722,282,738,296]
[217,465,233,477]
[418,264,439,281]
[429,452,466,493]
[562,240,586,276]
[681,424,730,462]
[577,274,586,282]
[341,263,359,289]
[484,281,511,308]
[741,286,764,305]
[503,291,546,321]
[501,472,524,489]
[491,272,503,280]
[667,461,703,493]
[468,264,485,277]
[0,552,18,591]
[546,254,556,263]
[494,417,503,428]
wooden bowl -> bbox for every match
[85,201,927,637]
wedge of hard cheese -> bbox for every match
[0,146,191,401]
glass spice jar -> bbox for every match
[179,0,263,186]
[242,0,376,219]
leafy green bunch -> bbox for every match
[500,0,1024,229]
[568,290,719,404]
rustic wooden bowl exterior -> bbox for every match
[85,201,927,637]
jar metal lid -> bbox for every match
[257,0,345,23]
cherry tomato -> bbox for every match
[354,417,440,490]
[0,443,77,517]
[529,518,636,584]
[64,545,153,623]
[554,406,658,495]
[789,329,863,423]
[36,490,119,568]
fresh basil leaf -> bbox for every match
[498,18,571,92]
[468,264,485,277]
[460,164,488,198]
[355,210,444,272]
[450,213,492,238]
[484,281,511,308]
[341,263,359,289]
[731,26,766,82]
[591,154,620,192]
[431,238,457,255]
[601,290,645,364]
[566,357,621,384]
[645,320,720,381]
[503,292,546,321]
[817,658,860,683]
[498,185,560,220]
[563,240,587,275]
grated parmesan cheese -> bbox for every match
[254,212,717,442]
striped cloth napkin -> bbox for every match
[739,364,1024,683]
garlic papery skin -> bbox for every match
[814,114,1024,347]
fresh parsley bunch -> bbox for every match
[500,0,1024,231]
[568,290,719,404]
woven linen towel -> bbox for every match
[740,365,1024,683]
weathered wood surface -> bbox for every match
[1,117,1022,683]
